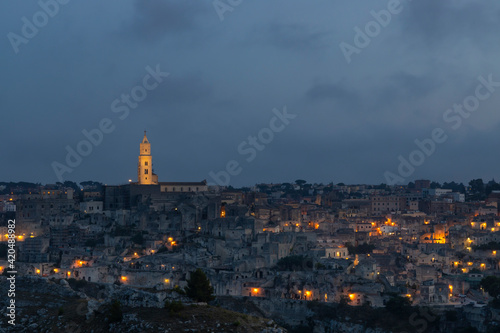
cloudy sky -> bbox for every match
[1,0,500,187]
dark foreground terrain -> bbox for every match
[0,276,285,333]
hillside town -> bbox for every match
[3,179,500,320]
[3,135,500,332]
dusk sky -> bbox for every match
[1,0,500,187]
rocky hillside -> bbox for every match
[0,276,286,333]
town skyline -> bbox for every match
[10,126,500,188]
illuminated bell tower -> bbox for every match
[137,131,157,185]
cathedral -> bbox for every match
[135,132,208,193]
[104,132,209,210]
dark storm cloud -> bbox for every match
[263,22,331,50]
[304,81,362,112]
[143,73,213,107]
[123,0,211,41]
[1,0,500,186]
[402,1,500,46]
[305,81,357,101]
[388,73,440,99]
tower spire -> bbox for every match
[138,132,156,184]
